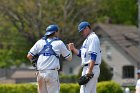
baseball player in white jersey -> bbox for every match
[135,70,140,93]
[27,25,72,93]
[68,21,102,93]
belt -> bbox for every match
[84,64,98,66]
[49,68,59,70]
[39,68,59,72]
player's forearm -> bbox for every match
[87,60,95,74]
[66,51,72,61]
[87,52,97,74]
[66,56,72,61]
[72,48,79,55]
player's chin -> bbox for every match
[82,35,87,38]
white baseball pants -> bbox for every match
[37,70,60,93]
[80,66,100,93]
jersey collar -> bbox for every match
[87,31,95,38]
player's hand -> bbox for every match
[68,43,75,51]
[87,70,93,77]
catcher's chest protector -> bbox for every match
[39,38,59,58]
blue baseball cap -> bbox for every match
[78,21,90,32]
[45,25,59,36]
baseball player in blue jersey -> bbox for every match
[27,25,72,93]
[68,21,102,93]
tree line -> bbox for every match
[0,0,137,68]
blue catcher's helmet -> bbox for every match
[78,21,90,32]
[45,25,59,36]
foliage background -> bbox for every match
[0,0,137,69]
[0,81,123,93]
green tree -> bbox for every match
[97,0,137,25]
[98,60,113,82]
[0,0,103,68]
[0,0,137,68]
[0,26,31,68]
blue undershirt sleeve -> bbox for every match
[91,52,97,61]
[77,50,81,57]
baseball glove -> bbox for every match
[77,74,94,85]
[30,54,39,68]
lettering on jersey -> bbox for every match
[45,46,50,51]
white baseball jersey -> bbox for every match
[80,32,101,65]
[80,32,101,93]
[28,37,71,71]
[136,79,140,93]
